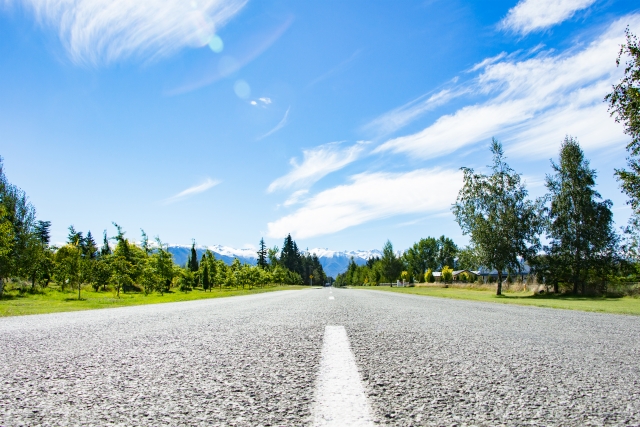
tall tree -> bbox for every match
[280,234,298,272]
[380,240,402,283]
[257,238,267,269]
[453,139,544,295]
[606,28,640,257]
[83,231,97,259]
[436,235,458,270]
[34,220,51,245]
[100,230,111,257]
[188,240,199,272]
[67,225,83,246]
[545,136,618,294]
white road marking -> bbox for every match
[312,325,374,426]
[329,296,335,300]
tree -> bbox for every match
[545,136,618,294]
[111,256,132,297]
[441,266,453,284]
[100,230,111,257]
[267,246,279,268]
[0,157,36,296]
[436,236,458,270]
[152,237,174,295]
[55,244,82,297]
[453,139,544,295]
[457,245,480,270]
[403,238,437,282]
[257,238,267,269]
[67,225,83,246]
[188,240,199,272]
[280,234,298,272]
[140,229,151,256]
[424,268,435,283]
[202,263,211,290]
[83,231,97,259]
[380,240,402,283]
[0,204,15,297]
[606,28,640,256]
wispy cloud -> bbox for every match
[307,49,363,87]
[167,15,293,95]
[257,107,290,140]
[267,168,462,239]
[165,178,220,204]
[362,88,468,138]
[11,0,247,65]
[267,141,368,193]
[375,15,637,160]
[500,0,597,35]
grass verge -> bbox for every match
[0,286,307,317]
[361,286,640,315]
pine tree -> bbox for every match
[202,263,210,290]
[100,230,111,257]
[35,220,51,245]
[257,238,267,269]
[189,240,199,272]
[67,225,83,246]
[84,231,97,259]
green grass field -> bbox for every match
[0,285,307,317]
[364,285,640,315]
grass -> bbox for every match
[361,285,640,315]
[0,285,307,317]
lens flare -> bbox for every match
[234,80,251,99]
[208,35,224,53]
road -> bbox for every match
[1,288,639,426]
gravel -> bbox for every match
[1,288,639,426]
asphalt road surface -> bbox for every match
[1,288,639,426]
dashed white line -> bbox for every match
[312,325,374,426]
[329,296,335,300]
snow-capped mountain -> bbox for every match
[167,245,257,268]
[166,245,382,278]
[306,248,383,278]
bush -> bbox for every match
[425,268,435,283]
[441,266,453,284]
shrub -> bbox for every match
[441,266,453,284]
[425,268,435,283]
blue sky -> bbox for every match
[1,0,638,252]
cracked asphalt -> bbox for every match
[1,287,639,426]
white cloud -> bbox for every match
[283,189,309,207]
[257,107,290,140]
[363,88,467,137]
[267,141,368,193]
[165,178,220,204]
[267,168,463,239]
[12,0,247,65]
[375,15,637,160]
[500,0,596,35]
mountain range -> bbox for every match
[166,245,383,278]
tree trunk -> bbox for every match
[496,271,503,295]
[0,278,4,298]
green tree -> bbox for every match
[111,256,132,297]
[100,230,111,257]
[403,238,437,282]
[257,237,267,269]
[456,245,480,270]
[606,28,640,257]
[380,240,402,283]
[55,244,82,297]
[188,240,199,272]
[152,237,174,295]
[453,139,544,295]
[436,236,458,270]
[202,263,211,290]
[545,136,618,294]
